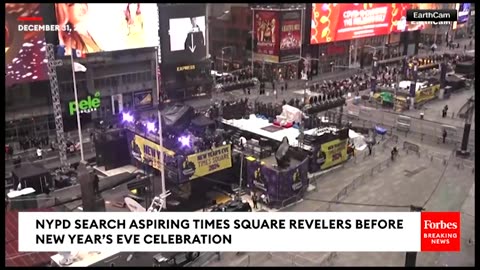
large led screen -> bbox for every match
[55,3,160,56]
[5,3,48,86]
[458,3,471,23]
[168,16,206,53]
[158,4,207,65]
[311,3,410,44]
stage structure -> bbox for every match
[120,108,233,184]
[46,44,69,172]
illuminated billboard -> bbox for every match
[158,4,207,65]
[458,3,471,23]
[311,3,410,44]
[55,3,160,56]
[5,3,48,86]
[253,10,281,63]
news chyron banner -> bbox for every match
[253,10,281,63]
[279,10,302,63]
[19,212,462,252]
[310,3,410,44]
[186,144,232,180]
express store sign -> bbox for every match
[311,3,411,44]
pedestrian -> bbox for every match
[252,193,258,209]
[442,129,447,144]
[443,105,449,118]
[391,147,398,161]
[368,143,372,156]
[247,88,251,95]
[36,146,43,160]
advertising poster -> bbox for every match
[186,144,232,180]
[254,10,281,63]
[5,3,48,86]
[55,3,160,55]
[320,139,348,170]
[279,10,302,63]
[133,90,153,109]
[311,3,410,44]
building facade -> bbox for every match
[5,47,158,145]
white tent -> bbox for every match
[349,129,368,151]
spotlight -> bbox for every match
[122,112,134,123]
[146,122,156,132]
[178,135,191,148]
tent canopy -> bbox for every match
[12,164,49,180]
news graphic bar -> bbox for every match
[17,16,43,22]
[17,211,462,253]
[406,9,458,22]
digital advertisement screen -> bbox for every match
[55,3,160,56]
[5,3,48,86]
[158,4,207,65]
[458,3,471,23]
[168,16,206,54]
[310,3,410,44]
[254,10,281,63]
[279,10,302,63]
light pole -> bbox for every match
[221,46,233,73]
[217,10,230,73]
[155,47,167,209]
[69,38,85,162]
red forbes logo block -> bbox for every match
[421,212,461,252]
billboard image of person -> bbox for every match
[254,10,280,63]
[311,3,410,44]
[5,3,48,86]
[55,3,160,56]
[279,10,302,62]
[168,16,206,55]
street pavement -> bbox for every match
[5,141,96,172]
[204,136,474,267]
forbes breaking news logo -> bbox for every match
[421,212,461,252]
[17,16,72,32]
[406,9,457,25]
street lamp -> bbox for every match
[216,10,230,73]
[221,46,234,73]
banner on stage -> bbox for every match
[186,144,232,179]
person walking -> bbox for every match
[442,105,449,118]
[367,143,372,156]
[391,147,398,161]
[36,146,43,160]
[252,193,258,210]
[442,129,447,144]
